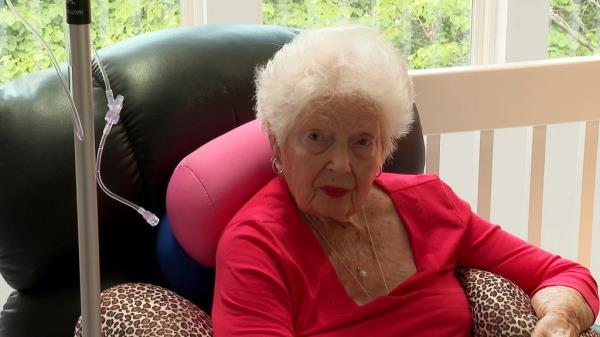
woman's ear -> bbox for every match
[268,133,282,159]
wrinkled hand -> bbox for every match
[531,286,594,337]
[531,312,579,337]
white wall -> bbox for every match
[439,132,480,210]
[489,127,531,240]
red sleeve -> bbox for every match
[212,219,295,337]
[438,179,600,320]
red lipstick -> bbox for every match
[320,186,349,198]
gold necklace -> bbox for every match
[304,209,390,299]
[362,208,390,293]
[355,231,368,278]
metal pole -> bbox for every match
[67,1,102,337]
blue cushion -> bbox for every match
[156,215,214,304]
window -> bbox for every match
[0,0,180,85]
[262,0,472,69]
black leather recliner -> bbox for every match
[0,24,425,337]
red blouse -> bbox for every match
[212,173,599,337]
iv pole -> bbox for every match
[67,0,102,336]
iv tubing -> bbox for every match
[96,125,138,211]
[6,0,84,141]
[92,52,159,226]
[93,49,111,92]
[6,0,158,227]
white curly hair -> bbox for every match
[255,25,415,160]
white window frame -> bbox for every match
[180,0,262,25]
[181,0,207,26]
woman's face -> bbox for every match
[274,96,383,222]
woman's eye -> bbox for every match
[305,131,331,144]
[308,132,322,141]
[357,138,373,147]
[302,130,330,152]
[353,136,376,157]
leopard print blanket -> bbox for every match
[75,270,599,337]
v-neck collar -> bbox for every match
[295,174,426,310]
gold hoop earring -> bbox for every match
[271,156,284,175]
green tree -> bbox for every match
[263,0,472,69]
[263,0,600,68]
[0,0,180,84]
[548,0,600,57]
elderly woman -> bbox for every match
[211,26,598,337]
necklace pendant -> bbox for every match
[358,268,368,277]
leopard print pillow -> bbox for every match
[73,283,213,337]
[456,268,599,337]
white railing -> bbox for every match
[410,55,600,269]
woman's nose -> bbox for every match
[329,146,351,173]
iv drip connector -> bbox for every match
[138,207,160,227]
[104,90,124,125]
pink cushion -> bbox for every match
[166,119,275,267]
